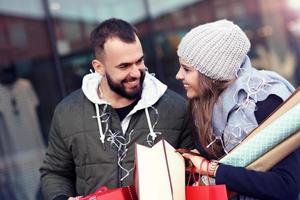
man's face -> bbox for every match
[98,36,146,100]
[106,68,145,100]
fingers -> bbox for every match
[178,149,207,174]
[182,154,204,172]
[184,156,194,168]
[176,148,201,156]
[176,148,190,154]
[191,149,200,154]
[182,153,193,159]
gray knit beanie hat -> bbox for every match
[177,19,250,81]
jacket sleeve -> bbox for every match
[40,106,76,200]
[216,148,300,199]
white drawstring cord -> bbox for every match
[145,108,154,138]
[95,103,105,143]
[206,135,229,155]
[234,75,272,113]
[93,103,135,181]
[206,137,217,148]
[145,107,160,142]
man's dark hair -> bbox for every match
[90,18,138,59]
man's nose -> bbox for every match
[130,64,143,77]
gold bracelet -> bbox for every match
[208,160,219,177]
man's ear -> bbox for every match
[91,59,105,76]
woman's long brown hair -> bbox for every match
[189,72,232,158]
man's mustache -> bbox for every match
[123,71,145,83]
[124,77,139,83]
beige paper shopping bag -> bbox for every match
[134,139,185,200]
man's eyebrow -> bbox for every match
[115,55,144,67]
[115,62,130,68]
[136,56,144,62]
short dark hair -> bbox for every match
[90,18,138,59]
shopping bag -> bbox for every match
[186,184,228,200]
[185,160,228,200]
[135,139,185,200]
[80,185,137,200]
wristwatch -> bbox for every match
[208,160,219,177]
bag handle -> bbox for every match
[187,159,206,186]
[204,159,211,185]
[187,166,196,185]
[197,159,211,186]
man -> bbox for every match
[40,18,193,200]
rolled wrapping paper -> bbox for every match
[219,103,300,167]
[247,130,300,171]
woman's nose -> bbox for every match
[176,68,184,80]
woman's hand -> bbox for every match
[179,149,209,174]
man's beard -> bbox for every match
[106,71,145,100]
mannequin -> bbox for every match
[0,63,45,200]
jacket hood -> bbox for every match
[81,71,167,111]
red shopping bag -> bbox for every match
[185,160,228,200]
[186,184,228,200]
[80,185,137,200]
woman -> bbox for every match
[176,19,300,199]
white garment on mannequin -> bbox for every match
[0,78,45,200]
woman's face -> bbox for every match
[176,58,201,99]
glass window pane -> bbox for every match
[0,2,61,199]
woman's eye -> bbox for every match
[183,67,190,72]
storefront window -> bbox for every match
[0,0,60,199]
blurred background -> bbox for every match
[0,0,300,199]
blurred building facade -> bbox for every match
[0,0,300,199]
